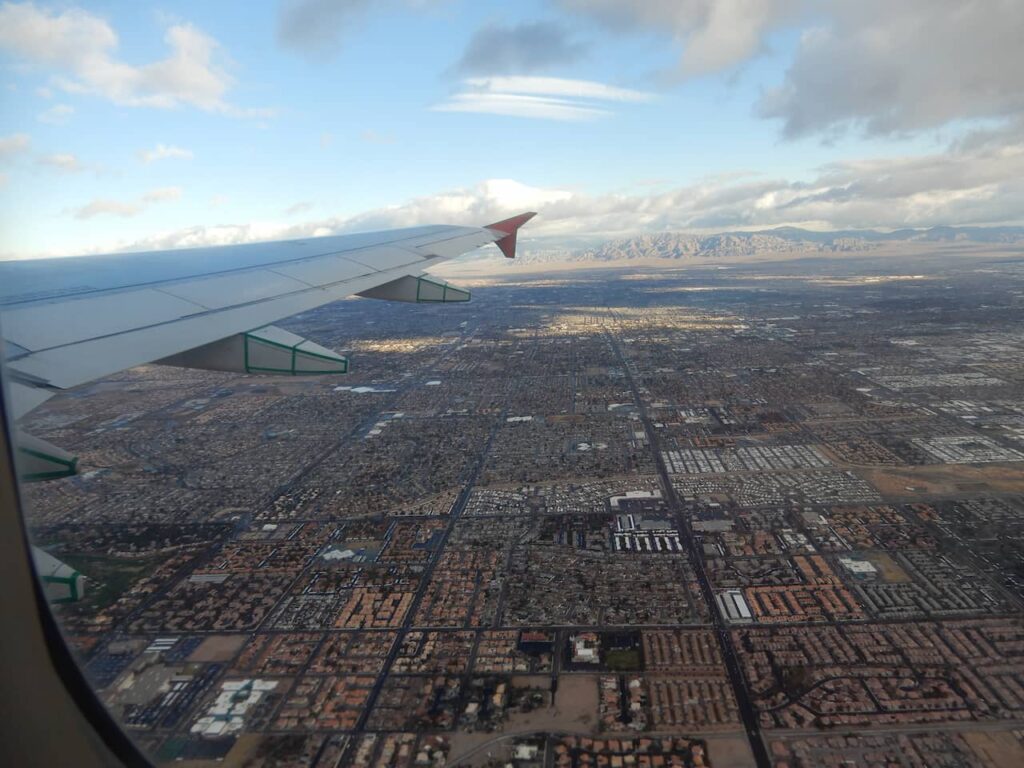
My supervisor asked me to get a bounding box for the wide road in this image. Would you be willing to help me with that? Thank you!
[351,397,508,734]
[607,322,772,768]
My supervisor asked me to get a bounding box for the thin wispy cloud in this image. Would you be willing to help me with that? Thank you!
[0,132,31,160]
[467,77,653,103]
[139,144,193,164]
[284,201,313,215]
[69,186,182,220]
[37,103,74,124]
[434,76,654,121]
[142,187,182,203]
[37,152,83,172]
[436,93,610,122]
[72,199,142,219]
[359,130,395,144]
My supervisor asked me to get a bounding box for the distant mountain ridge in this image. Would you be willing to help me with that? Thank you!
[521,225,1024,263]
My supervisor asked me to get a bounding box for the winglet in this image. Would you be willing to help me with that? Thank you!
[485,212,536,258]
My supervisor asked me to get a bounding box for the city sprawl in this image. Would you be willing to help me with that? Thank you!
[21,248,1024,768]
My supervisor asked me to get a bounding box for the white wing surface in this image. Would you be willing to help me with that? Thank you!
[1,214,535,426]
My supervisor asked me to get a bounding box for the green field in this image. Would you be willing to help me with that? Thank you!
[49,552,164,611]
[604,648,642,671]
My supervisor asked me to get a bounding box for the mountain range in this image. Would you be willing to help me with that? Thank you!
[520,225,1024,264]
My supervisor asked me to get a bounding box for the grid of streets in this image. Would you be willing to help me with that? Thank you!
[20,250,1024,768]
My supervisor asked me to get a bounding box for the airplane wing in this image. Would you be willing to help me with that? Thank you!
[0,212,535,478]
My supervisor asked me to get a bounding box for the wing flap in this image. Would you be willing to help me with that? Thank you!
[15,432,78,481]
[358,274,471,303]
[156,325,348,375]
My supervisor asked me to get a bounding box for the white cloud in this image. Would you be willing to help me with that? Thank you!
[342,179,573,231]
[0,132,31,160]
[758,0,1024,137]
[104,221,321,252]
[37,103,73,124]
[139,143,193,163]
[70,186,182,219]
[86,179,572,252]
[435,93,609,122]
[40,128,1024,254]
[564,1,1024,138]
[0,2,270,117]
[37,152,83,172]
[519,134,1024,234]
[558,0,800,77]
[465,76,653,103]
[306,135,1024,236]
[434,76,654,121]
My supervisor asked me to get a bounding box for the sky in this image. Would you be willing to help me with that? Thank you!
[0,0,1022,259]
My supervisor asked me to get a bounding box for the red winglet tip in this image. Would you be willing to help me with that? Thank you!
[485,212,536,259]
[495,231,518,259]
[485,212,537,235]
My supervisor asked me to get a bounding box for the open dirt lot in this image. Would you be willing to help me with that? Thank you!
[187,634,247,662]
[962,729,1024,768]
[861,463,1024,497]
[866,552,912,583]
[704,733,756,768]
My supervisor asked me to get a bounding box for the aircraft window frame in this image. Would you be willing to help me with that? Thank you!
[0,341,153,768]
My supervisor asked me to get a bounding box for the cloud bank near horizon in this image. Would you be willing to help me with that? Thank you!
[12,123,1018,260]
